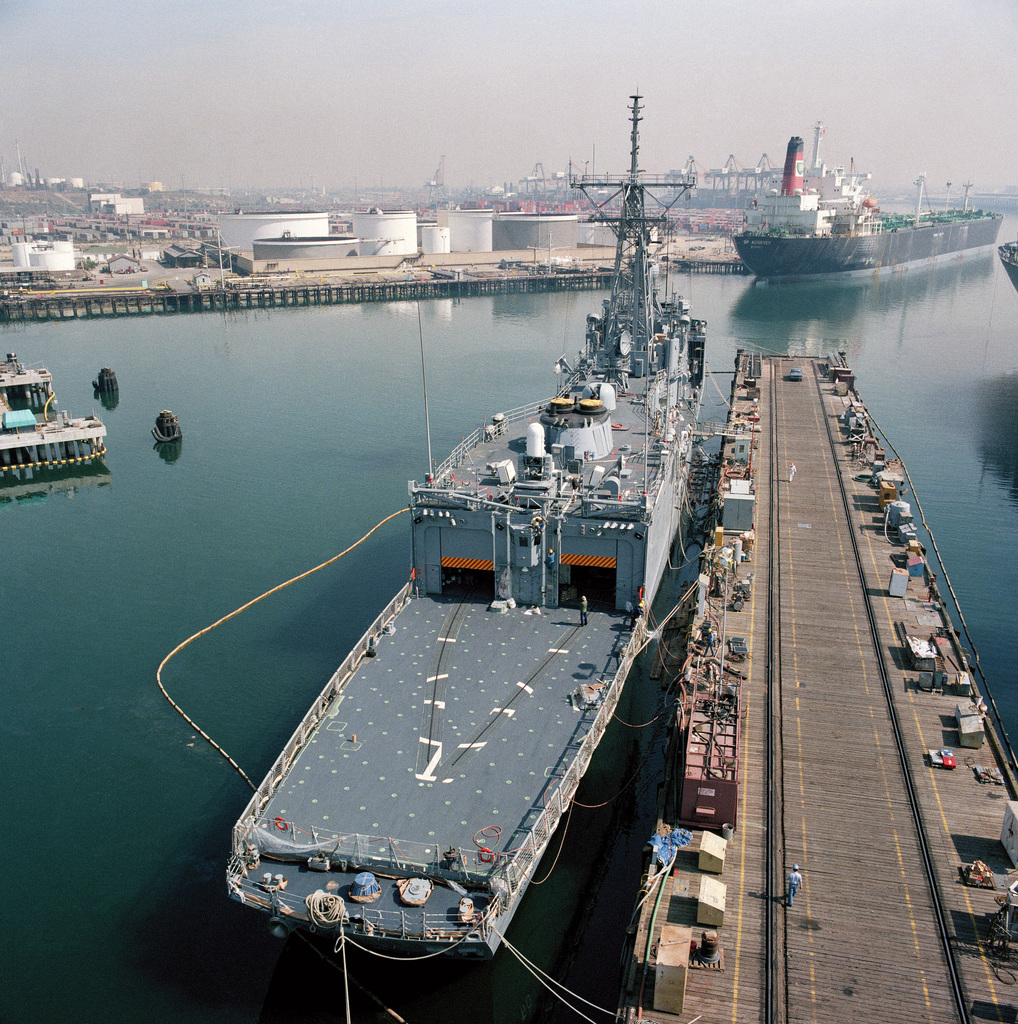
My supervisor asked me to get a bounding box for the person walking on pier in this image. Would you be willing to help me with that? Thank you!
[787,864,803,906]
[580,595,588,626]
[788,462,796,482]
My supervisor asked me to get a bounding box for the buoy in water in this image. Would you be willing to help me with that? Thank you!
[152,410,182,443]
[92,367,118,393]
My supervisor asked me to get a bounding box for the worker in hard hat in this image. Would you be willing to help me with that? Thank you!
[787,864,803,906]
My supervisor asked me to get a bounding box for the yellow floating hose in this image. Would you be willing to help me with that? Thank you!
[157,507,409,789]
[44,390,55,422]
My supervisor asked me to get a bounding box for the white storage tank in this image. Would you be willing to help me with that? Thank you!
[446,209,493,253]
[69,177,84,189]
[15,240,76,271]
[219,210,329,251]
[352,210,418,257]
[578,221,617,247]
[29,240,75,271]
[492,213,577,252]
[421,225,451,255]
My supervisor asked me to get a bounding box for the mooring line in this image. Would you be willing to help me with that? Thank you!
[156,507,409,789]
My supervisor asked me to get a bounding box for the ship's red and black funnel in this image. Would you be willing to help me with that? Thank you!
[781,136,804,195]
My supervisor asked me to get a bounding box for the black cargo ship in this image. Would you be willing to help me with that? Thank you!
[734,128,1002,280]
[736,212,1002,279]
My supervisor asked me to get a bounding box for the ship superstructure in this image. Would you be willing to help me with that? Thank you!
[735,124,1002,279]
[226,96,705,958]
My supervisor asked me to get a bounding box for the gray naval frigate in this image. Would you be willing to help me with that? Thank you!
[227,96,706,958]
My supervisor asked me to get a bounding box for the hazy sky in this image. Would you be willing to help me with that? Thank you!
[1,0,1016,193]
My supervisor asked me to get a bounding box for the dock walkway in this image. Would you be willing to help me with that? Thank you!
[618,356,1017,1023]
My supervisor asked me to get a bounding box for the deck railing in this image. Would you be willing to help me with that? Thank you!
[228,869,484,945]
[228,618,648,935]
[432,397,548,482]
[231,582,413,836]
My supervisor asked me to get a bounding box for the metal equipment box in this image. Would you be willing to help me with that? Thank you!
[722,492,755,532]
[698,831,728,874]
[956,703,986,749]
[697,876,727,926]
[653,924,692,1014]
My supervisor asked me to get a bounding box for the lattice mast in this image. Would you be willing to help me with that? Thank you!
[572,95,696,389]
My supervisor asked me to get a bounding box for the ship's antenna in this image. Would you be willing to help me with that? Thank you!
[417,302,434,480]
[629,93,642,179]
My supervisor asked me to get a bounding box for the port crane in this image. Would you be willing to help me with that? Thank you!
[426,156,446,204]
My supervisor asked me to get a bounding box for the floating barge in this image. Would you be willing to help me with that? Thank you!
[0,353,107,481]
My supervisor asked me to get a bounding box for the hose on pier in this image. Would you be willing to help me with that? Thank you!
[156,508,409,790]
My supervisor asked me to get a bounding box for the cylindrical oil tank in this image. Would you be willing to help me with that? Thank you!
[421,225,451,255]
[526,422,545,458]
[577,220,616,247]
[446,209,493,253]
[493,213,578,252]
[69,177,84,189]
[28,241,75,271]
[219,211,329,251]
[252,237,359,261]
[12,242,31,268]
[352,210,418,257]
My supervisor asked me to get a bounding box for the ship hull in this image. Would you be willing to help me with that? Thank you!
[1000,244,1018,294]
[735,214,1003,280]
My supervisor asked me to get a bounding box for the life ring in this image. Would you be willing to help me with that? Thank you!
[274,817,289,832]
[478,847,494,863]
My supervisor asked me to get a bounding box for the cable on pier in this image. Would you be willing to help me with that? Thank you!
[156,508,408,790]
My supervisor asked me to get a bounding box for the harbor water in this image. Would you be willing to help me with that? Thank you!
[3,221,1017,1023]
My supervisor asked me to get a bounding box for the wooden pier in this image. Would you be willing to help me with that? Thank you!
[0,270,623,322]
[0,259,749,323]
[618,355,1018,1023]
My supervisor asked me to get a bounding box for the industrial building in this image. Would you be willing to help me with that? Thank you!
[161,244,205,268]
[90,193,145,216]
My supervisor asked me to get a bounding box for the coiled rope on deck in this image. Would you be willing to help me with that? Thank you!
[156,508,409,790]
